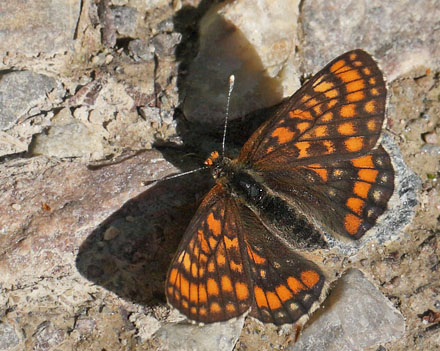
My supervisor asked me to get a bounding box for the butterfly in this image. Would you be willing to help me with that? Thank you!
[165,50,394,326]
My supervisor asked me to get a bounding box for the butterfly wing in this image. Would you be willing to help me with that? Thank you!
[237,49,393,240]
[238,49,387,166]
[236,202,327,325]
[166,184,253,323]
[166,184,327,325]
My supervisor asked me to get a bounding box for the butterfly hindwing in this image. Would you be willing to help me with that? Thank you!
[259,145,394,239]
[236,203,326,325]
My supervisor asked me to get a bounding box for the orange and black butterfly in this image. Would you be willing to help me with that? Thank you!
[165,50,394,326]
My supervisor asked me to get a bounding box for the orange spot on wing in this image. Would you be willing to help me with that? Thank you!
[308,164,328,182]
[345,136,364,152]
[367,119,377,131]
[226,303,236,313]
[297,121,311,133]
[179,276,190,299]
[330,60,346,72]
[198,230,210,253]
[266,291,282,309]
[344,213,362,235]
[370,88,379,96]
[327,99,338,108]
[199,307,207,316]
[338,122,356,135]
[216,252,226,266]
[323,140,335,154]
[199,285,207,303]
[230,260,243,273]
[346,80,365,92]
[306,98,318,108]
[369,77,376,85]
[221,275,233,292]
[207,212,222,236]
[208,262,215,273]
[301,270,320,289]
[169,268,178,284]
[210,302,221,313]
[364,100,376,113]
[183,252,191,272]
[272,127,295,144]
[346,197,365,215]
[349,52,357,60]
[295,141,311,158]
[254,286,268,308]
[358,169,379,182]
[352,155,374,168]
[189,282,198,302]
[209,237,217,250]
[340,104,356,118]
[322,112,333,122]
[324,88,339,98]
[347,91,365,102]
[287,276,305,293]
[224,236,238,249]
[338,69,361,83]
[275,285,294,302]
[314,81,334,93]
[207,278,219,296]
[248,246,266,264]
[313,103,323,114]
[354,181,371,199]
[363,67,371,75]
[235,282,249,300]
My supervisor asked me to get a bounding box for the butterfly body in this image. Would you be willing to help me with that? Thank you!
[166,50,394,326]
[207,151,329,251]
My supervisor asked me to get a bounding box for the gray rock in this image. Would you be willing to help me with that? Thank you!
[152,32,182,59]
[300,0,440,81]
[29,108,104,159]
[291,269,405,351]
[112,6,138,37]
[0,71,57,130]
[0,0,81,55]
[0,322,19,350]
[33,322,65,351]
[153,316,245,351]
[128,39,154,61]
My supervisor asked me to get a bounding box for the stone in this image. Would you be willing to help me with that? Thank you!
[291,269,405,351]
[0,0,81,55]
[182,0,301,124]
[300,0,440,81]
[112,6,139,37]
[0,71,57,130]
[33,322,65,351]
[29,108,104,159]
[153,316,245,351]
[0,322,20,349]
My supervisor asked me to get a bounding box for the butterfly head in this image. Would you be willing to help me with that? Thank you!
[204,151,233,181]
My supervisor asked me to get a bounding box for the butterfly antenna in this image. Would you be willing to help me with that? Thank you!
[222,74,235,157]
[143,165,209,186]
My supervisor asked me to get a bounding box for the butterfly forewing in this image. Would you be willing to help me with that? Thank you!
[238,49,387,166]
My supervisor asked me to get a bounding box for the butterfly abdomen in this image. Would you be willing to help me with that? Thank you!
[224,167,327,249]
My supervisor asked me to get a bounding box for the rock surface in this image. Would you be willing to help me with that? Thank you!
[0,0,439,351]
